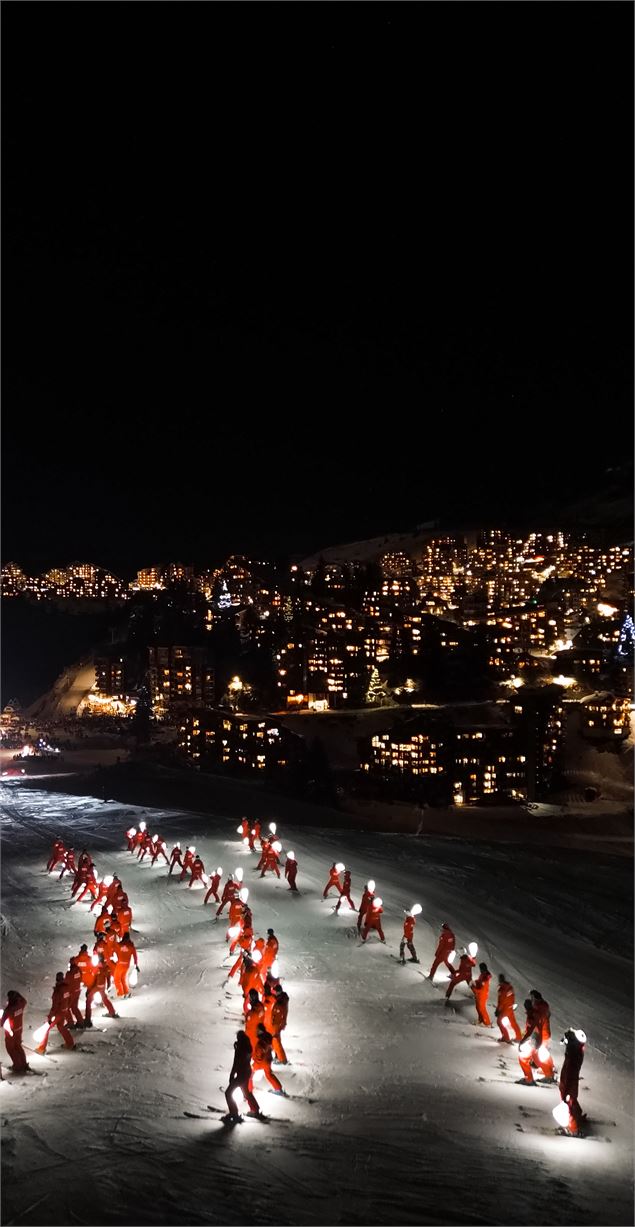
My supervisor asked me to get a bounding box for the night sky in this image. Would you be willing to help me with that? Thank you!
[2,3,632,578]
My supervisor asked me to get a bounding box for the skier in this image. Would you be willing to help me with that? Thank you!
[261,929,279,974]
[240,953,264,1003]
[204,867,222,905]
[399,906,421,964]
[115,895,133,934]
[260,842,281,879]
[1,991,28,1073]
[188,855,205,887]
[65,958,85,1028]
[323,862,344,899]
[216,873,239,917]
[179,846,196,881]
[557,1029,586,1134]
[471,962,492,1025]
[256,836,271,871]
[528,989,556,1081]
[151,838,169,866]
[112,932,139,998]
[249,820,261,852]
[357,880,375,933]
[125,827,137,852]
[74,943,94,988]
[59,847,76,880]
[444,948,476,1001]
[244,988,266,1049]
[168,844,183,875]
[284,851,298,891]
[138,831,156,861]
[267,983,289,1065]
[334,869,356,913]
[47,839,65,873]
[495,973,522,1042]
[94,905,112,937]
[224,1030,261,1119]
[239,817,251,841]
[251,1023,284,1094]
[36,972,75,1053]
[428,923,456,980]
[361,897,385,943]
[84,955,118,1027]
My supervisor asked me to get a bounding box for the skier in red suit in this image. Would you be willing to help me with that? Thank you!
[444,950,475,1000]
[284,852,298,891]
[1,990,28,1072]
[558,1028,586,1134]
[399,911,419,964]
[361,898,385,943]
[428,923,456,980]
[36,973,75,1053]
[323,862,343,899]
[204,868,222,904]
[334,870,356,912]
[65,958,84,1027]
[168,844,183,875]
[471,962,492,1025]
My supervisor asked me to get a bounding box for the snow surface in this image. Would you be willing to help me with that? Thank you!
[1,782,633,1227]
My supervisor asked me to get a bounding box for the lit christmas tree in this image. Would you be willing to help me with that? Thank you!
[366,666,388,706]
[616,613,634,658]
[217,580,231,610]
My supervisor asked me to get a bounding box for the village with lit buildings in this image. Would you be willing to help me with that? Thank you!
[2,529,633,806]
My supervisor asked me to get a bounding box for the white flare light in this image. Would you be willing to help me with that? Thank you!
[252,950,262,964]
[102,875,114,888]
[374,897,383,908]
[518,1040,534,1058]
[202,874,209,886]
[448,950,457,964]
[235,868,244,882]
[573,1029,587,1044]
[152,834,158,841]
[269,822,277,834]
[242,837,250,847]
[335,862,345,873]
[236,825,243,834]
[91,954,99,966]
[129,966,138,987]
[217,867,223,877]
[367,879,376,892]
[188,846,196,854]
[139,821,147,832]
[126,828,136,838]
[227,925,241,940]
[272,841,282,854]
[175,842,180,850]
[239,888,249,903]
[3,1018,13,1036]
[270,959,279,978]
[552,1101,571,1129]
[537,1044,551,1063]
[468,942,478,957]
[231,1086,246,1109]
[287,851,295,861]
[411,904,422,916]
[33,1022,50,1045]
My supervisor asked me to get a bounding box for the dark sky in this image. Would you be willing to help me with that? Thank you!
[2,2,633,578]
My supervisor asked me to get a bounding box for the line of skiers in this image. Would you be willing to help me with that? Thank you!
[2,841,141,1075]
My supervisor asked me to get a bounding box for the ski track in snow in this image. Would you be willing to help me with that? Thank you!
[1,782,633,1226]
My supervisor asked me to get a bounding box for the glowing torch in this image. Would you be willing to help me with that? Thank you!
[188,845,196,854]
[235,868,244,883]
[537,1044,551,1063]
[287,851,296,861]
[448,950,457,965]
[227,925,241,941]
[269,822,277,835]
[242,837,250,847]
[3,1018,13,1037]
[91,954,100,967]
[552,1101,571,1129]
[252,950,262,964]
[217,867,223,877]
[102,875,114,888]
[410,904,422,916]
[468,942,478,958]
[272,841,282,854]
[518,1039,534,1058]
[129,966,138,987]
[126,827,136,839]
[239,887,249,903]
[33,1021,52,1047]
[374,897,383,909]
[139,821,147,833]
[367,879,376,892]
[236,825,244,834]
[270,959,279,978]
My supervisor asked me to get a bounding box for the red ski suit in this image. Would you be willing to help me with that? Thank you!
[471,969,492,1025]
[323,866,342,899]
[1,993,28,1071]
[225,1036,260,1116]
[85,963,117,1023]
[267,992,289,1064]
[362,904,385,943]
[559,1035,585,1133]
[285,858,298,891]
[429,927,456,979]
[495,981,521,1041]
[357,888,374,932]
[204,872,221,904]
[250,1031,282,1092]
[334,872,355,911]
[65,963,84,1025]
[216,878,239,916]
[445,953,475,999]
[38,980,75,1052]
[112,938,138,997]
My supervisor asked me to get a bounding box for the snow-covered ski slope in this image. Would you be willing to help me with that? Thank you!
[1,783,633,1226]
